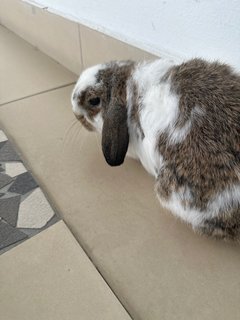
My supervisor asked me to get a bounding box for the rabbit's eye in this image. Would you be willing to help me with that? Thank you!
[88,97,100,106]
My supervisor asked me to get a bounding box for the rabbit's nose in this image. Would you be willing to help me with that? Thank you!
[74,113,82,120]
[72,92,78,101]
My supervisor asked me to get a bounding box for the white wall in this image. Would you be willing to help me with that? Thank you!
[25,0,240,69]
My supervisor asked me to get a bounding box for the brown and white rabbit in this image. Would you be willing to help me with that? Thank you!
[71,58,240,241]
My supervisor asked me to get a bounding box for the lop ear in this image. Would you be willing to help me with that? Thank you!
[101,104,129,166]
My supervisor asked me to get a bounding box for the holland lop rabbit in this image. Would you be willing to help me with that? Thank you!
[71,58,240,241]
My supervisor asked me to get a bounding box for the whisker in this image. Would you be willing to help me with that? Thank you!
[63,119,78,143]
[94,133,102,154]
[62,119,80,155]
[72,122,83,146]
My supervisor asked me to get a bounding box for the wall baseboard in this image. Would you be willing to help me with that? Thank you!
[0,0,159,75]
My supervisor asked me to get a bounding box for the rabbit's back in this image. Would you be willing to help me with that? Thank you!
[154,59,240,239]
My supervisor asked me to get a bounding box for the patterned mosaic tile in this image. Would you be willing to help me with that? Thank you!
[0,141,7,151]
[0,130,59,254]
[5,162,27,177]
[0,141,21,161]
[0,219,27,250]
[9,172,38,195]
[0,195,21,227]
[0,131,7,142]
[17,188,54,229]
[0,173,13,189]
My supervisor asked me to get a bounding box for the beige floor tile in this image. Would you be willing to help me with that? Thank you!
[80,24,157,68]
[0,85,240,320]
[0,221,131,320]
[0,0,82,74]
[0,26,76,105]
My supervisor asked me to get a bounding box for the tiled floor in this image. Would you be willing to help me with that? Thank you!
[0,26,76,105]
[1,24,240,320]
[0,26,132,319]
[0,221,131,320]
[0,25,72,255]
[0,129,59,254]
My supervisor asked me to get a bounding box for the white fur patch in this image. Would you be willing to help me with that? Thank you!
[158,190,204,226]
[74,64,105,93]
[134,60,178,135]
[208,184,240,216]
[71,64,105,116]
[141,82,179,135]
[127,59,178,177]
[157,183,240,227]
[72,100,81,116]
[167,120,192,144]
[138,137,164,176]
[89,112,103,133]
[133,59,173,91]
[167,105,205,145]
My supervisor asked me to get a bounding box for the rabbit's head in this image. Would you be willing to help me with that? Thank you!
[71,61,134,166]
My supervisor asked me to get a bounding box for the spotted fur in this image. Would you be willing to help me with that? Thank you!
[71,58,240,241]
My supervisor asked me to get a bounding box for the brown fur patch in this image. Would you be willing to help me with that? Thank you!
[129,81,145,139]
[156,59,240,238]
[76,115,95,131]
[77,87,103,121]
[77,61,135,128]
[101,61,134,110]
[196,207,240,241]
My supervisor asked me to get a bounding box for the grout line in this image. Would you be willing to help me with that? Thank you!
[0,124,134,317]
[0,82,76,107]
[78,24,84,70]
[1,114,133,316]
[0,127,62,226]
[1,120,134,319]
[64,224,134,320]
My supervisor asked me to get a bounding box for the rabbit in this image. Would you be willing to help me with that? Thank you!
[71,58,240,241]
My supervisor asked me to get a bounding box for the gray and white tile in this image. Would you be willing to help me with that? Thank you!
[0,130,59,254]
[8,171,38,195]
[0,219,27,250]
[5,162,27,177]
[0,131,7,143]
[17,188,54,229]
[0,195,21,227]
[0,141,21,161]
